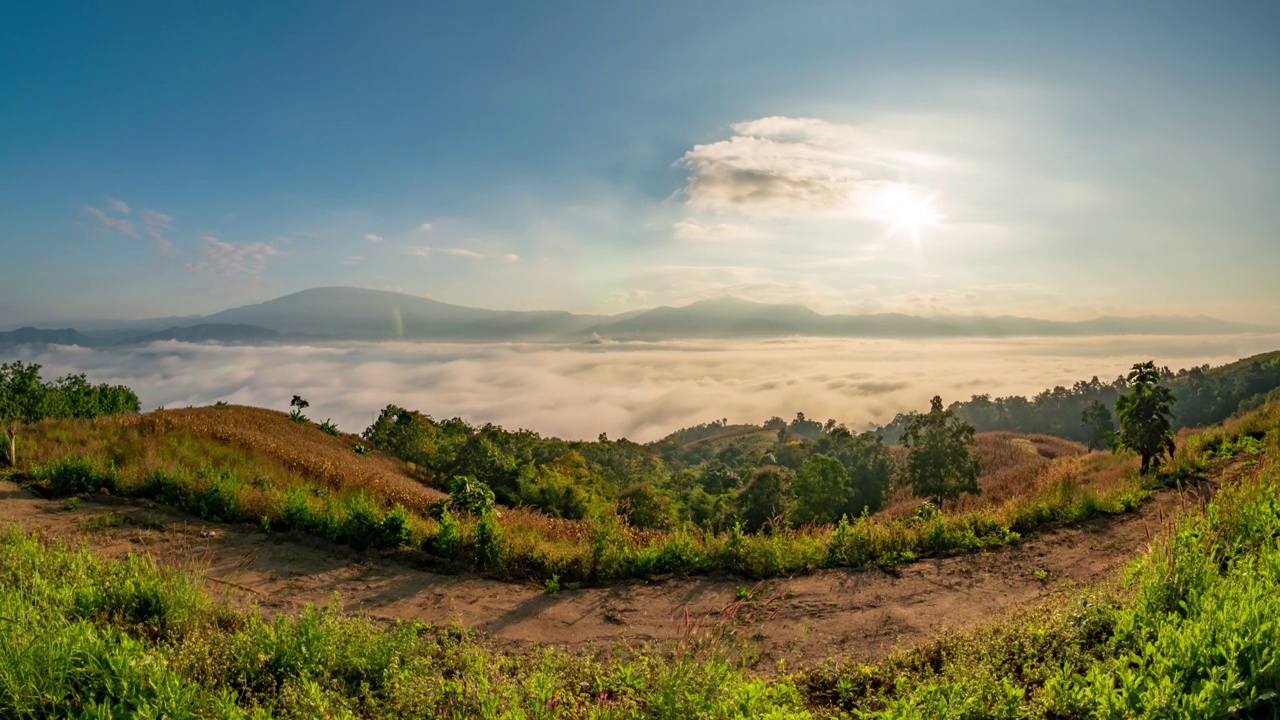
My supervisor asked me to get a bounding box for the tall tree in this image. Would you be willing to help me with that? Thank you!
[1081,399,1115,451]
[1114,360,1178,474]
[901,396,981,507]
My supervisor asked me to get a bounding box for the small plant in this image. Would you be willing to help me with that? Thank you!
[260,515,272,533]
[735,582,763,602]
[319,419,341,436]
[353,443,372,456]
[432,504,463,558]
[214,400,228,407]
[289,395,310,424]
[1034,568,1049,584]
[447,475,496,515]
[544,574,561,594]
[60,497,81,512]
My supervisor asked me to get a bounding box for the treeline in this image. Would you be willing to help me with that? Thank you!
[880,351,1280,444]
[1,361,141,464]
[362,406,896,533]
[1,361,140,423]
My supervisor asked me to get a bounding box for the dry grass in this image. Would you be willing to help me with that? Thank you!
[17,404,444,513]
[882,431,1119,518]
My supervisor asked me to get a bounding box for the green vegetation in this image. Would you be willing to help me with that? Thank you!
[901,396,981,507]
[3,399,1279,717]
[1114,361,1178,474]
[0,361,139,466]
[882,350,1280,444]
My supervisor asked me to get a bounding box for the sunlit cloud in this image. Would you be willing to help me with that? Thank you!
[678,116,943,224]
[419,223,434,232]
[409,246,519,262]
[365,233,384,242]
[104,196,130,215]
[671,219,764,242]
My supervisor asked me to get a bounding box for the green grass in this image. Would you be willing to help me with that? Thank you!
[4,400,1280,716]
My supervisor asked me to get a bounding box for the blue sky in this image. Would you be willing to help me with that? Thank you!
[2,1,1278,323]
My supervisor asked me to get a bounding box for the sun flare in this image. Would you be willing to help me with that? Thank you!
[874,185,944,243]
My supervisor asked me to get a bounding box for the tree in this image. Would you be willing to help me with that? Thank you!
[736,466,790,532]
[1081,400,1115,451]
[790,454,849,525]
[1114,361,1178,475]
[900,396,981,507]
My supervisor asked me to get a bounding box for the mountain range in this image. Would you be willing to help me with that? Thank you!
[0,286,1266,348]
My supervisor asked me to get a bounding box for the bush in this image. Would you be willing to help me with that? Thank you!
[447,475,496,515]
[431,505,463,558]
[31,456,118,495]
[473,510,504,571]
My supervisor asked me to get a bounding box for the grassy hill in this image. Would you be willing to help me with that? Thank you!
[1,398,1276,717]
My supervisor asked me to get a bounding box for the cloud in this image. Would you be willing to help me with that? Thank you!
[85,206,140,238]
[365,233,383,242]
[141,210,177,257]
[419,223,433,232]
[671,219,764,242]
[677,116,934,219]
[85,201,178,257]
[409,246,519,262]
[12,334,1276,443]
[343,256,364,266]
[188,237,283,277]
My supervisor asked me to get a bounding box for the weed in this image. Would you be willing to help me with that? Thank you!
[60,496,80,511]
[319,418,341,436]
[544,574,561,594]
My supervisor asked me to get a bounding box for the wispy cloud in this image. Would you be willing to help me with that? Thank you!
[188,237,283,277]
[409,246,519,262]
[343,255,364,266]
[141,210,177,257]
[671,219,764,242]
[85,200,178,257]
[419,223,433,232]
[365,233,383,242]
[85,206,140,238]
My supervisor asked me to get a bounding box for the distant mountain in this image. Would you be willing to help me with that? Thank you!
[0,327,98,348]
[125,324,281,345]
[195,286,607,340]
[0,287,1265,348]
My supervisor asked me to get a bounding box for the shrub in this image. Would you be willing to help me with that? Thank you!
[31,456,118,495]
[447,475,496,516]
[431,505,463,558]
[319,419,341,436]
[473,510,504,571]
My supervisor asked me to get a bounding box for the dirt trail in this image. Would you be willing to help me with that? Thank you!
[0,481,1197,667]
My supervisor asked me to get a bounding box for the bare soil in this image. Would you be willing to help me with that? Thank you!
[0,480,1199,668]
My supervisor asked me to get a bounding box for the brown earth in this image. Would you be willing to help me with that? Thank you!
[0,478,1207,669]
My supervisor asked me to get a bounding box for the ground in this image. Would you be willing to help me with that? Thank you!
[0,477,1201,670]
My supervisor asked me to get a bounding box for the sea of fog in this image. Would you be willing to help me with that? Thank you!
[8,334,1280,443]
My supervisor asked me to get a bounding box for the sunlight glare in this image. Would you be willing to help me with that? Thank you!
[874,184,944,245]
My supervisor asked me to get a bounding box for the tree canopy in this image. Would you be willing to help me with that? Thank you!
[1115,360,1178,474]
[901,396,981,507]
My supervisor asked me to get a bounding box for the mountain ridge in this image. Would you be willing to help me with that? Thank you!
[1,286,1268,347]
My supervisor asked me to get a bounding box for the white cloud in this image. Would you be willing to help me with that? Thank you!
[13,334,1276,442]
[678,116,936,219]
[188,237,283,277]
[105,196,130,215]
[671,219,764,242]
[365,233,383,242]
[409,246,519,262]
[419,223,433,232]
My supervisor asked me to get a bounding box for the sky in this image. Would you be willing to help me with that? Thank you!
[2,1,1279,324]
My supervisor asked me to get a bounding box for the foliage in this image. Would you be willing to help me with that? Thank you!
[0,361,140,465]
[447,475,497,515]
[1115,360,1178,474]
[1080,399,1114,451]
[900,396,982,506]
[319,418,341,436]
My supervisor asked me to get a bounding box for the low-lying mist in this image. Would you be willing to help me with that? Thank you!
[8,334,1279,442]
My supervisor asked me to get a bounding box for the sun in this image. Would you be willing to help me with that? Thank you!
[873,185,944,244]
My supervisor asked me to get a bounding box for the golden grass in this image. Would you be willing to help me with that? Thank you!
[881,431,1123,518]
[17,405,445,513]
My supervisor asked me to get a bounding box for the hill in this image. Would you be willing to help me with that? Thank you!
[3,286,1265,345]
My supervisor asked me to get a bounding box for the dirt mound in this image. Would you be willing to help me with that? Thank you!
[0,476,1190,669]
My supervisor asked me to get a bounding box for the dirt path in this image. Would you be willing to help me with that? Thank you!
[0,481,1196,668]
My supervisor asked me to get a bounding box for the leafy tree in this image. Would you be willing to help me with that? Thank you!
[618,482,677,530]
[736,466,790,532]
[0,362,139,467]
[901,396,981,507]
[290,395,310,411]
[1114,361,1178,474]
[1081,399,1115,451]
[790,454,849,525]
